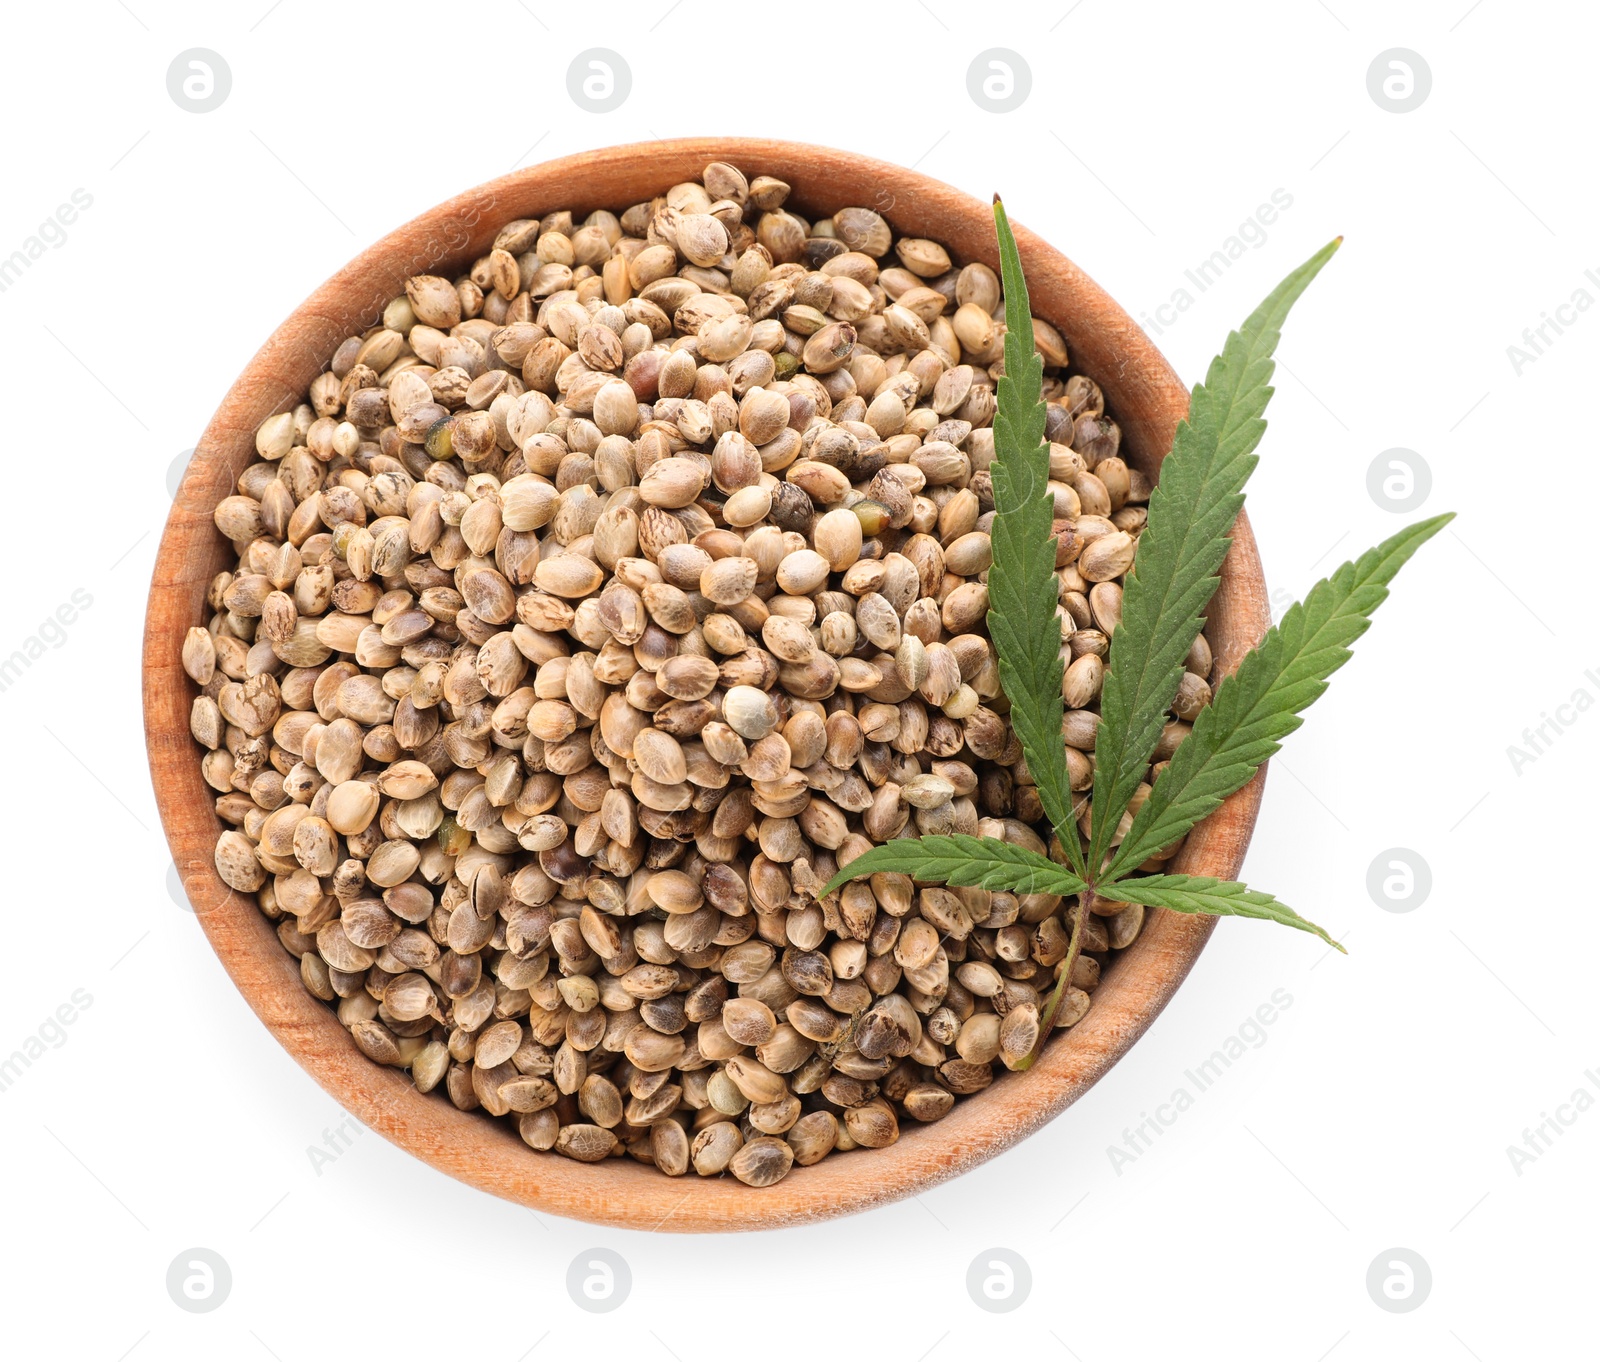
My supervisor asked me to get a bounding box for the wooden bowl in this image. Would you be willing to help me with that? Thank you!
[144,138,1269,1232]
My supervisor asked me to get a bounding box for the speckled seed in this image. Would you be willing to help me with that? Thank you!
[640,457,709,508]
[702,555,758,605]
[1079,530,1136,582]
[632,728,687,784]
[692,1121,743,1175]
[843,1100,900,1148]
[787,1110,839,1164]
[729,1135,794,1187]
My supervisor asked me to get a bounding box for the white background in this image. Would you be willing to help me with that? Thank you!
[0,2,1591,1358]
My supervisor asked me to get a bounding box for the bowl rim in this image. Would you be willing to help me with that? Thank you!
[143,136,1268,1232]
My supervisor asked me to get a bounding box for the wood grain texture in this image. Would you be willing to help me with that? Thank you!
[142,138,1271,1232]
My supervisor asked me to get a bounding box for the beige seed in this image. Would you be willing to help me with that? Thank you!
[739,388,792,445]
[376,760,437,799]
[723,1056,787,1104]
[632,728,687,785]
[412,1041,450,1093]
[723,685,778,740]
[500,475,558,531]
[723,484,772,527]
[896,237,951,277]
[775,549,829,595]
[813,508,863,570]
[656,654,720,701]
[943,531,992,576]
[1173,671,1213,720]
[1107,902,1146,950]
[405,274,460,328]
[1079,530,1136,582]
[383,974,437,1023]
[534,554,605,598]
[214,830,264,892]
[998,1003,1040,1070]
[953,303,998,354]
[902,1083,955,1122]
[677,213,730,266]
[579,1074,625,1128]
[691,1121,743,1175]
[625,1026,687,1073]
[761,614,816,663]
[801,321,857,373]
[902,773,955,809]
[647,870,703,914]
[554,1124,617,1163]
[957,1013,1002,1063]
[502,1077,558,1113]
[366,840,420,888]
[729,1135,794,1187]
[701,555,758,606]
[843,1099,900,1148]
[652,1119,691,1176]
[639,456,709,509]
[698,312,753,362]
[350,1020,401,1066]
[787,1111,839,1165]
[475,1019,523,1068]
[255,410,296,459]
[722,997,777,1046]
[181,627,216,684]
[1063,653,1105,709]
[748,1095,801,1136]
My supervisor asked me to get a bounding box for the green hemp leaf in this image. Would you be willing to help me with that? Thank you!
[826,210,1447,1070]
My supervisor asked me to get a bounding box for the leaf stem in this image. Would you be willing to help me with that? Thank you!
[1016,883,1094,1071]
